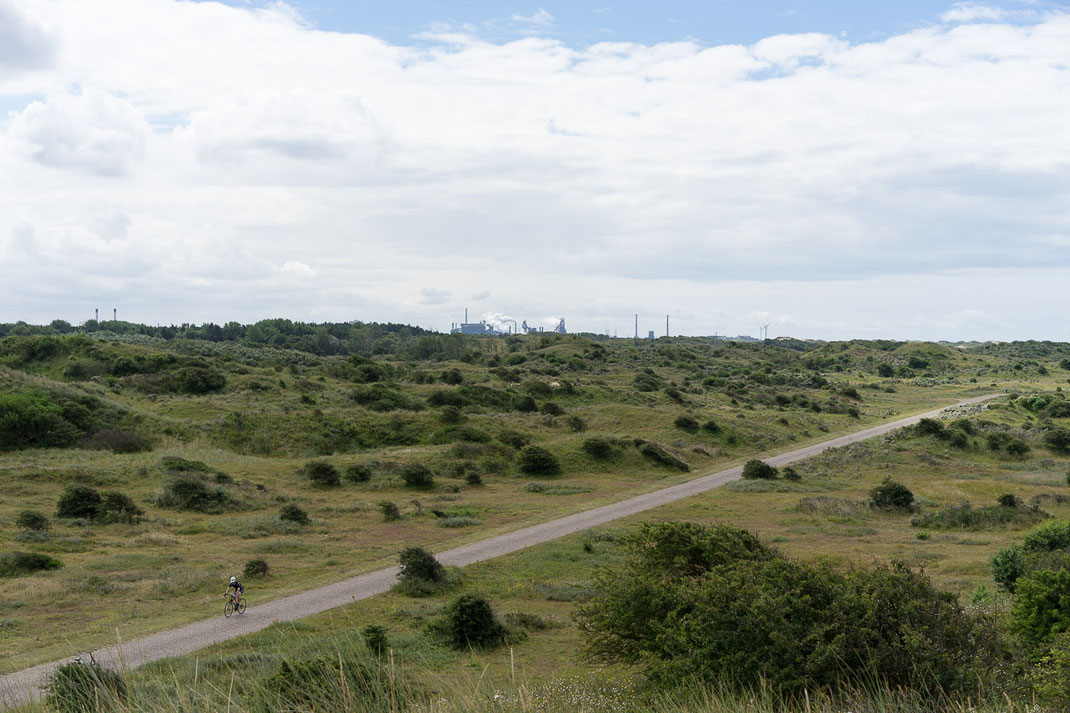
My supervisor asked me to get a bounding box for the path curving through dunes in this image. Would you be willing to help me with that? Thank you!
[0,394,999,706]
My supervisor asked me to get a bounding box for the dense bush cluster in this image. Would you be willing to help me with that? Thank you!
[0,551,62,577]
[577,522,1002,694]
[56,485,143,524]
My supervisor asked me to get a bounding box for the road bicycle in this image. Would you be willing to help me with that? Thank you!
[223,594,247,617]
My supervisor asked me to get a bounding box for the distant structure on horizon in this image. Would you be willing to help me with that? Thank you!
[450,309,565,336]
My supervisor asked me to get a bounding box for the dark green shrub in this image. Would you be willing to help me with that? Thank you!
[999,493,1021,508]
[577,522,994,695]
[1045,428,1070,453]
[301,460,340,487]
[437,405,464,424]
[674,415,699,432]
[639,443,689,471]
[1024,521,1070,553]
[345,463,372,483]
[566,415,587,432]
[781,466,801,482]
[741,459,778,480]
[175,366,226,394]
[160,456,212,472]
[701,420,721,434]
[1006,439,1031,457]
[540,401,564,416]
[0,551,62,577]
[351,384,419,412]
[56,485,103,519]
[465,471,483,486]
[519,446,560,475]
[910,501,1047,530]
[915,418,947,439]
[582,437,616,459]
[0,390,76,450]
[498,430,530,449]
[155,475,237,514]
[45,660,127,713]
[362,625,388,657]
[440,594,506,649]
[398,546,444,582]
[514,396,538,413]
[279,503,310,525]
[400,463,434,487]
[441,368,463,385]
[379,501,401,521]
[878,363,896,377]
[949,430,968,449]
[15,510,49,531]
[244,558,270,577]
[263,654,392,710]
[870,477,915,511]
[97,491,143,524]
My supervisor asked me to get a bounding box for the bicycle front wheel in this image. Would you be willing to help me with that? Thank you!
[236,598,247,615]
[224,600,235,618]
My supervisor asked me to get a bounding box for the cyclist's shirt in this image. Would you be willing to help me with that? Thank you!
[228,581,243,594]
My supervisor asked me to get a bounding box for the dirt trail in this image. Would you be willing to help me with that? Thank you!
[0,394,998,706]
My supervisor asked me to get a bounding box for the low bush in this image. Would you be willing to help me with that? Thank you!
[525,482,594,495]
[910,501,1048,530]
[514,396,538,413]
[155,475,237,514]
[400,463,434,488]
[379,501,401,521]
[1045,428,1070,453]
[639,443,689,471]
[582,436,616,459]
[566,415,587,432]
[701,420,721,434]
[15,510,50,532]
[540,401,565,416]
[77,428,149,454]
[97,491,144,524]
[519,445,560,475]
[0,551,62,577]
[781,466,801,482]
[915,418,948,439]
[345,463,372,483]
[674,415,699,432]
[262,653,394,710]
[498,430,530,449]
[869,477,915,511]
[1010,568,1070,650]
[362,625,388,657]
[438,594,507,649]
[279,503,310,525]
[243,558,270,577]
[301,460,340,487]
[438,516,482,528]
[396,546,457,596]
[741,459,777,480]
[45,660,127,713]
[56,485,143,523]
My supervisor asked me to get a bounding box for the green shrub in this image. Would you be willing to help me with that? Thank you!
[160,456,212,473]
[263,654,393,710]
[1030,631,1070,709]
[519,445,560,475]
[582,437,616,459]
[97,491,143,524]
[175,366,226,394]
[437,405,464,424]
[540,401,565,416]
[155,475,237,514]
[465,471,483,486]
[345,463,372,483]
[639,443,689,471]
[915,418,947,439]
[741,459,778,480]
[441,368,463,385]
[362,625,388,657]
[439,594,507,649]
[243,558,270,577]
[1010,568,1070,650]
[701,420,721,434]
[0,551,62,577]
[15,510,50,531]
[1024,521,1070,552]
[45,660,127,713]
[1006,439,1031,456]
[674,415,699,432]
[577,521,994,695]
[911,501,1047,530]
[379,501,401,521]
[1045,428,1070,453]
[566,415,587,432]
[400,463,434,487]
[0,390,76,450]
[301,460,340,487]
[869,477,915,511]
[514,396,538,413]
[781,467,801,482]
[56,485,103,519]
[992,544,1026,592]
[279,503,309,525]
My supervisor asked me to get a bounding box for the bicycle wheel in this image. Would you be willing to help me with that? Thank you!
[236,598,247,615]
[224,600,235,618]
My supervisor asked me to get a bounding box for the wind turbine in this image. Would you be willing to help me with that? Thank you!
[761,323,771,340]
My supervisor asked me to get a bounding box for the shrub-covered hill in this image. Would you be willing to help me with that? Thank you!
[0,321,1052,673]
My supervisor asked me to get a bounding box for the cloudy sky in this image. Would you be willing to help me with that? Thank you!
[2,0,1069,340]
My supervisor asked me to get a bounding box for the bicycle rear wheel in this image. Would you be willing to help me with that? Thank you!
[236,598,247,614]
[224,600,235,618]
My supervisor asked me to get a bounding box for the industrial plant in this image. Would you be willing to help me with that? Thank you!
[450,310,566,336]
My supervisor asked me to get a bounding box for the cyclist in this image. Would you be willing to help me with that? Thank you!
[225,576,244,605]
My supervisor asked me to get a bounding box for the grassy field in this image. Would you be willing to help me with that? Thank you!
[3,327,1070,703]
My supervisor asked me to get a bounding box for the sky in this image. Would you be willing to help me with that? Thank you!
[1,0,1069,341]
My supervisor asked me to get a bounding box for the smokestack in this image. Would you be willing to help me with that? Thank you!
[634,314,638,338]
[113,308,117,322]
[666,315,669,337]
[95,308,98,322]
[465,308,468,324]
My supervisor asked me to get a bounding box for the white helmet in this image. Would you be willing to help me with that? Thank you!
[230,576,237,584]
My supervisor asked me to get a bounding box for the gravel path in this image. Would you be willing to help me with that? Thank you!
[0,394,997,706]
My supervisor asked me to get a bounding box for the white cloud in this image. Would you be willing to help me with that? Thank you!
[512,9,554,27]
[940,3,1007,23]
[0,0,54,73]
[1,1,1070,339]
[8,89,149,176]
